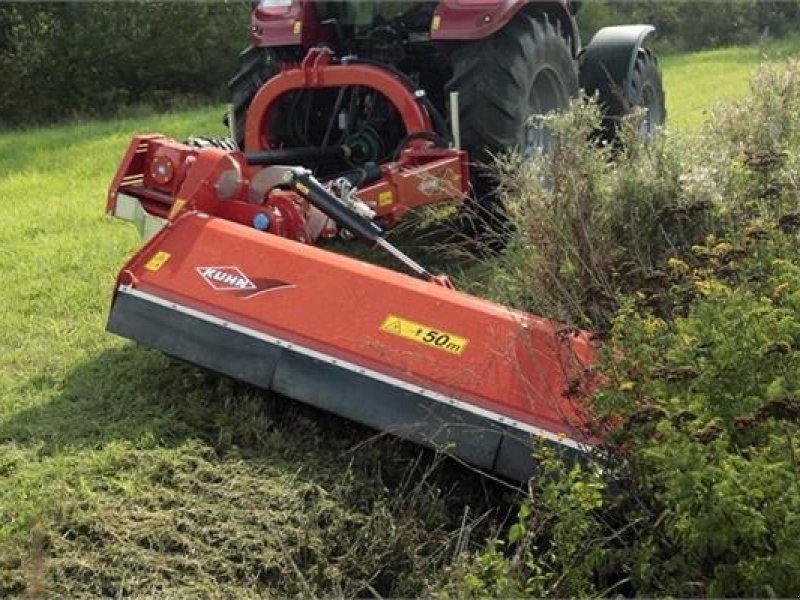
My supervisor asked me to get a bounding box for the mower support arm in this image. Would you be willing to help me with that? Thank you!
[250,164,439,282]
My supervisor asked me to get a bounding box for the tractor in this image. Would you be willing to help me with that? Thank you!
[226,0,666,214]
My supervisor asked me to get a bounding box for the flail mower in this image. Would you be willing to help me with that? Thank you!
[105,0,666,480]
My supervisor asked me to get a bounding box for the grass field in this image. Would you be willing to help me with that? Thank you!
[0,109,497,596]
[662,33,800,128]
[1,36,799,596]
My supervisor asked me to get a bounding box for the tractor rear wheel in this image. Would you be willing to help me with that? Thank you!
[226,46,279,147]
[445,12,579,229]
[630,48,666,137]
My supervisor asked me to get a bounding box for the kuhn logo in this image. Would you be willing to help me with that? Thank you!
[197,266,256,291]
[196,265,294,299]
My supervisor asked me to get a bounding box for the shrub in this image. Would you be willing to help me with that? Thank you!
[577,1,800,52]
[432,59,800,597]
[0,2,250,126]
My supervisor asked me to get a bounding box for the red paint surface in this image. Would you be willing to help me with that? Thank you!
[117,213,599,444]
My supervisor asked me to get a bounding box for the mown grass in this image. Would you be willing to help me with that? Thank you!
[2,38,799,596]
[0,108,502,596]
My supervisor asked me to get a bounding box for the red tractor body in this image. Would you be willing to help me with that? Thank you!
[248,0,578,48]
[230,0,664,193]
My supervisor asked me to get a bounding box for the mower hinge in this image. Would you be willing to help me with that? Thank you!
[301,46,335,86]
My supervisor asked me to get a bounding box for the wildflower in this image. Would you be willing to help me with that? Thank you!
[667,257,690,274]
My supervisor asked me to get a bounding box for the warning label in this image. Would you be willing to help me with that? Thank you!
[378,191,394,207]
[144,251,171,272]
[379,314,469,356]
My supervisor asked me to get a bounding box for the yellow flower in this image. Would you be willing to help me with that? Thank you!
[711,242,733,256]
[694,279,713,295]
[667,257,690,274]
[773,282,790,296]
[644,316,667,334]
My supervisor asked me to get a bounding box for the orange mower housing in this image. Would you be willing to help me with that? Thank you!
[105,134,600,480]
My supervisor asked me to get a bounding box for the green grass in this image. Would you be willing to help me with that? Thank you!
[0,108,496,596]
[662,33,800,128]
[2,37,800,596]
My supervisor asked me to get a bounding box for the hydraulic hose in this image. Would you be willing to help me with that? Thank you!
[286,167,435,280]
[245,145,350,166]
[341,56,452,144]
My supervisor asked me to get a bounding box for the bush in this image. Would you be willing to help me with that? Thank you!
[485,59,800,331]
[2,1,799,126]
[577,0,800,51]
[483,104,688,331]
[432,59,800,597]
[0,2,250,126]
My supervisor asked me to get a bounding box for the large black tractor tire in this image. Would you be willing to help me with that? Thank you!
[581,41,666,142]
[445,12,579,234]
[226,46,280,147]
[629,48,666,137]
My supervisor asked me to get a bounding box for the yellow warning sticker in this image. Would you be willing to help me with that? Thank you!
[378,191,394,207]
[380,314,468,355]
[168,198,187,221]
[431,15,441,31]
[144,251,171,272]
[293,20,302,35]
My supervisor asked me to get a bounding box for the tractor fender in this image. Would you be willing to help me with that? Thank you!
[432,0,580,56]
[249,0,330,49]
[578,24,655,111]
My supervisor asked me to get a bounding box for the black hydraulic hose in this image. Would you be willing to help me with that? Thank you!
[344,85,359,137]
[245,145,350,166]
[290,169,383,244]
[341,56,452,144]
[287,168,434,280]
